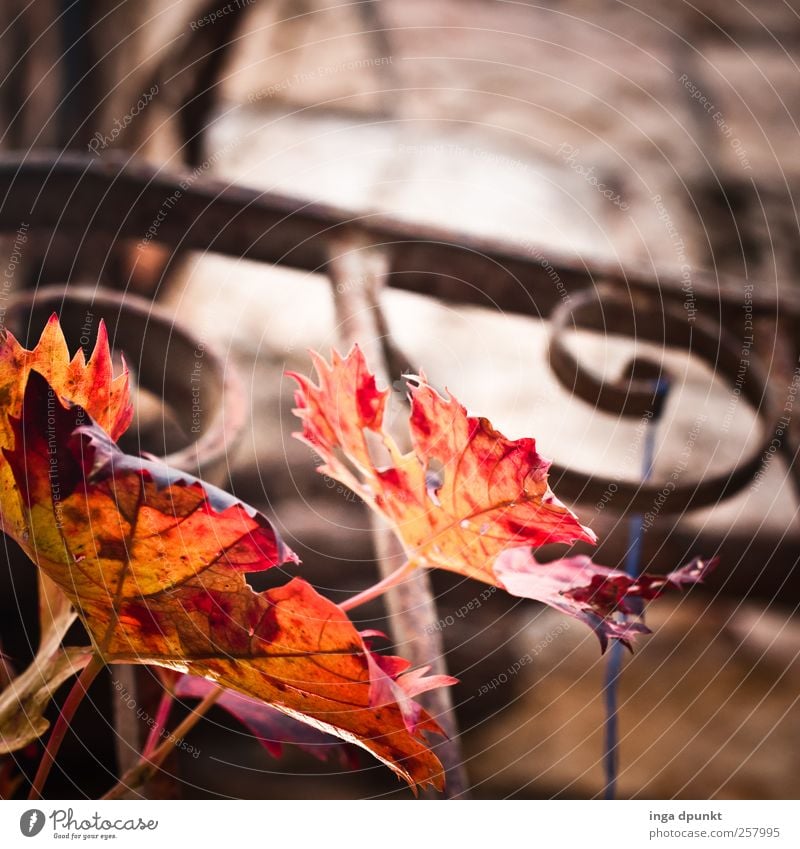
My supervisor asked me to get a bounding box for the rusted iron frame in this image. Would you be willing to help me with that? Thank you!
[547,287,790,510]
[1,150,797,706]
[2,151,797,521]
[0,153,796,330]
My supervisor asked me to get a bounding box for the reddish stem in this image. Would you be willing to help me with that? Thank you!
[338,560,416,612]
[28,654,105,800]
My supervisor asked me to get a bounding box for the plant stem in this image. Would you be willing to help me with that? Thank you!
[28,653,105,800]
[327,233,470,798]
[142,687,175,757]
[338,560,416,612]
[102,686,222,800]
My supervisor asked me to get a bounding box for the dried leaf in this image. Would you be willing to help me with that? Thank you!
[290,347,714,649]
[290,347,595,584]
[3,367,447,789]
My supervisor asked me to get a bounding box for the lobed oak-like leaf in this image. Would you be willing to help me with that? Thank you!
[289,347,595,583]
[3,368,448,789]
[290,347,714,649]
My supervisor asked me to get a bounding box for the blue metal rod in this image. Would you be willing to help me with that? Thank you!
[602,380,669,799]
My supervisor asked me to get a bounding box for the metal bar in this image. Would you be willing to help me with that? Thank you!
[603,379,669,800]
[0,153,796,327]
[326,231,470,798]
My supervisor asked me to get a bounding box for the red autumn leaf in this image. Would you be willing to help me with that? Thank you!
[0,312,117,755]
[0,346,451,788]
[361,631,457,732]
[290,346,714,649]
[495,549,717,651]
[289,347,595,579]
[175,674,360,766]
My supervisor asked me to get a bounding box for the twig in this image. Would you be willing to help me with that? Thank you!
[338,560,416,612]
[29,653,105,800]
[326,231,470,798]
[102,686,222,800]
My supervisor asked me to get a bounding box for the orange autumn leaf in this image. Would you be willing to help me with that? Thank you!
[289,346,595,583]
[290,347,713,649]
[0,316,126,753]
[3,366,448,790]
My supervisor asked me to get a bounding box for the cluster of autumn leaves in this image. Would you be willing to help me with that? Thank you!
[0,318,712,791]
